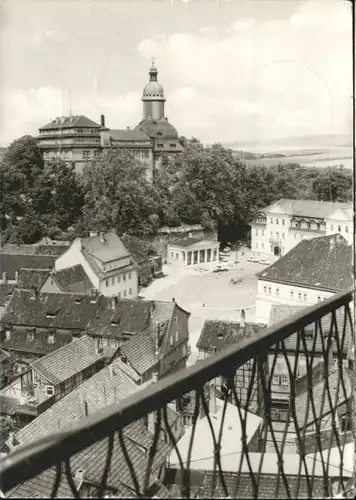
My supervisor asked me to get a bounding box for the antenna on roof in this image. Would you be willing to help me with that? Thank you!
[69,90,72,117]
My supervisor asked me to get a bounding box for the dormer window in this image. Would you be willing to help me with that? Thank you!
[46,307,59,319]
[48,333,55,344]
[5,330,11,341]
[27,331,34,342]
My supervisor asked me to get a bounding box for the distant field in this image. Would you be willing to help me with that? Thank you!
[238,146,353,170]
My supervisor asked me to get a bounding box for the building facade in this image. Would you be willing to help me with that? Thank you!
[37,62,182,180]
[54,231,139,298]
[255,234,353,323]
[167,238,220,267]
[250,199,352,259]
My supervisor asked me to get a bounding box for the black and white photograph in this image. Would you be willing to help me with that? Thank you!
[0,0,354,498]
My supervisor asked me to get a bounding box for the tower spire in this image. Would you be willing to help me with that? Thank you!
[149,59,158,82]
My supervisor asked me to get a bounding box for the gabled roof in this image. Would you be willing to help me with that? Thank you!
[2,243,69,257]
[39,115,101,130]
[295,363,352,429]
[110,129,151,142]
[81,231,130,264]
[263,199,352,219]
[0,283,15,307]
[120,331,157,376]
[0,253,56,281]
[18,269,49,290]
[197,320,266,351]
[51,265,93,293]
[168,237,218,248]
[269,304,353,355]
[86,297,152,338]
[30,336,103,385]
[0,329,73,356]
[257,234,353,291]
[1,290,99,331]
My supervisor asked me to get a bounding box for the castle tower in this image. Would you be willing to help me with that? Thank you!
[141,61,166,121]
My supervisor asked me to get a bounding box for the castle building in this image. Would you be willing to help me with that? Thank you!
[37,62,182,180]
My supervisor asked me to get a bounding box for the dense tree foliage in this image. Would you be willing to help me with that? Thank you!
[0,134,352,245]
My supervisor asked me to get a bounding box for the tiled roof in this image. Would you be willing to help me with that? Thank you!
[51,265,93,293]
[257,234,353,290]
[0,254,56,280]
[2,244,69,256]
[135,118,179,140]
[168,237,205,248]
[120,331,157,376]
[86,298,152,338]
[269,304,353,355]
[81,230,130,264]
[263,199,352,219]
[18,269,49,290]
[1,290,99,331]
[7,468,77,498]
[13,358,171,497]
[197,319,266,351]
[110,128,151,142]
[39,115,101,130]
[0,394,17,415]
[0,329,72,356]
[0,284,15,307]
[15,357,141,445]
[30,336,103,385]
[295,364,352,429]
[199,471,331,499]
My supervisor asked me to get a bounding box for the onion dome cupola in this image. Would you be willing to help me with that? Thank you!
[142,61,166,121]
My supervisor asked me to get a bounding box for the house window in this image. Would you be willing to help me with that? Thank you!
[276,219,279,225]
[303,294,307,301]
[268,287,271,295]
[290,291,294,299]
[123,274,126,281]
[111,277,115,286]
[282,219,285,225]
[281,375,289,386]
[272,375,280,385]
[345,226,349,233]
[117,292,121,299]
[262,230,264,236]
[48,334,55,344]
[317,296,321,302]
[106,280,109,287]
[123,289,127,297]
[261,243,264,249]
[255,229,258,236]
[263,286,267,293]
[282,233,285,239]
[170,143,176,148]
[170,335,173,346]
[175,331,179,342]
[174,316,178,323]
[117,275,121,283]
[128,272,132,279]
[270,218,273,224]
[330,224,334,231]
[298,293,302,300]
[46,386,54,396]
[27,332,34,342]
[256,243,258,249]
[129,288,132,295]
[157,143,164,148]
[338,225,341,232]
[340,414,352,433]
[276,288,280,296]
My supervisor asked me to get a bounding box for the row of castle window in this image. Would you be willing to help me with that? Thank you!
[264,286,328,303]
[255,229,286,239]
[105,272,132,287]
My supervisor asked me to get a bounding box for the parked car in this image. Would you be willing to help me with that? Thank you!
[258,259,270,265]
[230,277,243,284]
[247,257,259,263]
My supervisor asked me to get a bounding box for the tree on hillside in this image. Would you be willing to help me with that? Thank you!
[81,149,160,236]
[312,167,352,202]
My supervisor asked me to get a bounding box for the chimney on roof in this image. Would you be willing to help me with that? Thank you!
[154,324,160,357]
[95,337,101,354]
[209,380,216,415]
[75,468,86,483]
[109,364,116,377]
[100,114,105,127]
[2,272,7,283]
[7,432,17,449]
[14,270,19,283]
[111,295,118,311]
[240,309,246,328]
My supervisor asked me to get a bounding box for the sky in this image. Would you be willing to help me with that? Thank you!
[0,0,353,146]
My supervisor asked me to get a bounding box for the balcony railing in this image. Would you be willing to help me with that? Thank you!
[0,289,354,498]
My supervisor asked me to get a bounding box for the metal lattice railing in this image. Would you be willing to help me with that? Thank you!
[0,289,355,498]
